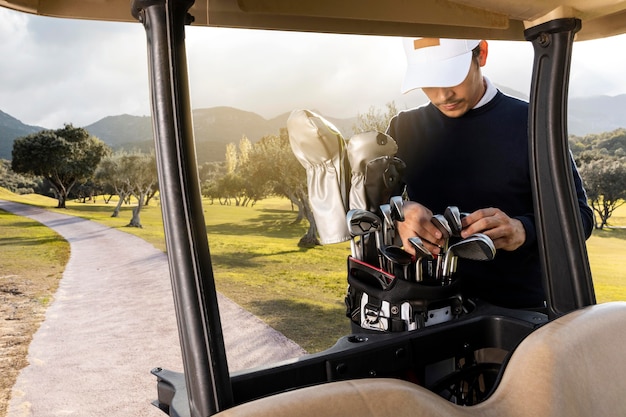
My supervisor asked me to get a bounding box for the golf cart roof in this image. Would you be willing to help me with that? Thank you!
[1,0,625,40]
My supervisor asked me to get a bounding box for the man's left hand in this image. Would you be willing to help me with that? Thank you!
[460,208,525,251]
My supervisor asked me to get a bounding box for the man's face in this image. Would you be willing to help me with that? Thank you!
[421,56,486,118]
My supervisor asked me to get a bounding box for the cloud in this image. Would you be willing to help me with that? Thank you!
[0,9,149,128]
[184,28,406,118]
[1,7,626,130]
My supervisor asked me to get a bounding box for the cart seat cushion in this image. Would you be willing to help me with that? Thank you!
[216,377,465,417]
[474,301,626,417]
[216,302,626,417]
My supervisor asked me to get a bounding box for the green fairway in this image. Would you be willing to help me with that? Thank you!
[0,189,351,352]
[1,188,625,353]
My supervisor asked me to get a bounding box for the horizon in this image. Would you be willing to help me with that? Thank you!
[3,89,626,132]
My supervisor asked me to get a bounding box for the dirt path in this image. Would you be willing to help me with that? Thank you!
[0,200,306,417]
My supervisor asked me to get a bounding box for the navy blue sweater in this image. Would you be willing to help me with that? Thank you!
[387,91,593,308]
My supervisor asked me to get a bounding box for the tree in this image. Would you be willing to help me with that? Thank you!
[217,136,259,207]
[579,156,626,229]
[95,152,133,217]
[124,152,158,228]
[0,159,43,194]
[351,101,399,135]
[199,161,226,204]
[11,124,110,208]
[244,129,319,247]
[94,151,158,226]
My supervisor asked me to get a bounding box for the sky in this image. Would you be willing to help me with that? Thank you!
[1,7,626,129]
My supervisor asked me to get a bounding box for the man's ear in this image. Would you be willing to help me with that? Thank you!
[478,40,488,67]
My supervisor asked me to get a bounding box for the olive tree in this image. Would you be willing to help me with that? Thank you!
[95,151,157,227]
[95,152,133,217]
[11,124,110,208]
[243,129,319,247]
[579,157,626,229]
[351,101,399,134]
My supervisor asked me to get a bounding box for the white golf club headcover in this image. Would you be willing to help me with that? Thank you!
[346,131,398,210]
[287,109,350,244]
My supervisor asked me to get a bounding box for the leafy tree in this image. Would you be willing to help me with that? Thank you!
[199,161,226,204]
[352,101,399,135]
[73,180,102,203]
[569,128,626,160]
[11,124,110,208]
[95,151,158,226]
[0,159,43,194]
[579,156,626,229]
[124,152,158,228]
[95,152,133,217]
[244,129,319,247]
[217,136,259,206]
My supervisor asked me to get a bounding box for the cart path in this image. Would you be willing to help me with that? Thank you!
[0,200,306,417]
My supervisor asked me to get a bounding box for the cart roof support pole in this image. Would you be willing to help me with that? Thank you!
[525,18,596,318]
[132,0,234,415]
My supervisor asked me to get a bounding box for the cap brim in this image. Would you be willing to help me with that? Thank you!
[402,52,473,93]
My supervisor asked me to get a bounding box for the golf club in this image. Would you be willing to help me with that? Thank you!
[379,245,413,280]
[388,196,405,246]
[408,236,434,281]
[390,195,405,222]
[431,214,452,278]
[444,206,462,237]
[379,203,394,246]
[442,233,496,278]
[346,209,383,264]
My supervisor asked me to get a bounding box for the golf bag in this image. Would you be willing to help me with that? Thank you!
[345,256,464,332]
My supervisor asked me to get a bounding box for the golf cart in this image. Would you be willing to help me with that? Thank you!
[2,0,626,416]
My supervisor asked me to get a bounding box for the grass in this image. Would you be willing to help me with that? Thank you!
[0,207,69,304]
[1,188,625,352]
[0,189,350,352]
[0,206,70,417]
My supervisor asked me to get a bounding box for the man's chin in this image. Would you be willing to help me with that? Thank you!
[436,105,468,118]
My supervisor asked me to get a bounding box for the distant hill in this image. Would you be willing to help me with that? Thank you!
[1,92,625,161]
[0,110,44,160]
[568,95,626,136]
[85,114,153,149]
[84,107,358,164]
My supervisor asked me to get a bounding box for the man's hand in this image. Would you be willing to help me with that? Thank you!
[397,201,446,255]
[460,208,526,251]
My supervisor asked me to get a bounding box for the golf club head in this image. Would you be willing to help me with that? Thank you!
[444,206,462,237]
[389,196,405,222]
[442,233,496,277]
[379,203,394,246]
[407,236,434,259]
[379,204,393,227]
[346,209,382,236]
[431,214,452,240]
[346,209,382,262]
[451,233,496,261]
[379,245,413,280]
[408,236,434,281]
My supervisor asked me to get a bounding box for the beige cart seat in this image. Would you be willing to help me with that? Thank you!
[216,301,626,417]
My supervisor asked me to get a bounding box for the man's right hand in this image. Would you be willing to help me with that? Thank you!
[397,201,445,255]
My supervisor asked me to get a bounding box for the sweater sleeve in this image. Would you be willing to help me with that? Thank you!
[570,153,594,239]
[515,213,537,250]
[516,153,593,249]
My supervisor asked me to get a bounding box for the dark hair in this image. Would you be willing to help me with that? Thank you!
[471,44,481,59]
[471,43,482,66]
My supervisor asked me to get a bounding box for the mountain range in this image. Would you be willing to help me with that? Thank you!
[2,92,625,164]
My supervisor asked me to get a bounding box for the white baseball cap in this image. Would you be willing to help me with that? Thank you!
[402,37,481,93]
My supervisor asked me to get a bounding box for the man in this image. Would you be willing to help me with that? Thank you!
[387,38,593,309]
